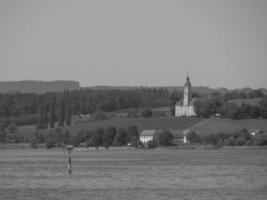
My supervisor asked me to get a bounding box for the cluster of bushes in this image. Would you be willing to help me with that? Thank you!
[188,128,267,147]
[34,125,140,149]
[0,115,38,128]
[224,90,264,100]
[0,122,27,143]
[146,130,174,148]
[194,97,267,119]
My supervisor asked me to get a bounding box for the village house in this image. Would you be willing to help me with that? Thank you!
[170,129,189,145]
[140,129,189,145]
[249,128,263,136]
[139,130,157,144]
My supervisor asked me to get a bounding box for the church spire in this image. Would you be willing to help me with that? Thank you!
[186,71,190,82]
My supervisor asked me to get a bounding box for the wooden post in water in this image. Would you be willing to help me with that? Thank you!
[66,145,74,175]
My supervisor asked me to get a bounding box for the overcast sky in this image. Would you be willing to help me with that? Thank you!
[0,0,267,89]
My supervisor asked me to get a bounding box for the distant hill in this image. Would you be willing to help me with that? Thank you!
[0,80,80,94]
[84,85,229,95]
[85,85,267,96]
[1,81,266,95]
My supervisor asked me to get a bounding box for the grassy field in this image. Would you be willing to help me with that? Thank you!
[19,117,267,140]
[190,118,267,135]
[69,117,201,132]
[0,148,267,200]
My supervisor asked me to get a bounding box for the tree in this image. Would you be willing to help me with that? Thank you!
[250,106,261,118]
[194,100,209,118]
[259,98,267,118]
[45,131,58,148]
[0,123,6,143]
[113,128,128,146]
[7,121,18,134]
[36,104,43,129]
[88,128,104,149]
[103,126,117,148]
[235,137,246,146]
[127,125,139,147]
[147,140,157,148]
[48,96,56,128]
[65,102,72,126]
[141,107,152,118]
[30,137,37,148]
[56,94,66,127]
[187,131,199,143]
[158,130,173,146]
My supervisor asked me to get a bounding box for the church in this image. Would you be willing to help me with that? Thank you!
[175,75,197,117]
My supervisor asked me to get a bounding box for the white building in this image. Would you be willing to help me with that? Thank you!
[139,130,156,144]
[175,75,197,117]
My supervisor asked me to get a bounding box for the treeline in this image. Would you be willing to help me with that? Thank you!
[0,88,170,128]
[0,88,169,117]
[33,125,140,149]
[187,128,267,147]
[224,89,265,100]
[0,80,80,94]
[0,88,266,128]
[194,94,267,119]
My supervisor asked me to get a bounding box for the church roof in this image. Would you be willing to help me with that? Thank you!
[189,98,198,105]
[176,97,197,106]
[175,99,183,106]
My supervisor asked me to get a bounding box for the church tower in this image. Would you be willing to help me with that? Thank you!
[183,74,191,106]
[175,73,196,117]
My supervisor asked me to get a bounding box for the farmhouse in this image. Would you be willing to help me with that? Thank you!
[140,129,189,145]
[170,129,189,145]
[139,130,156,144]
[249,128,263,136]
[175,74,197,117]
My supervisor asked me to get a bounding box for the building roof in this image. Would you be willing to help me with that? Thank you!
[175,98,197,106]
[140,130,156,137]
[170,129,190,137]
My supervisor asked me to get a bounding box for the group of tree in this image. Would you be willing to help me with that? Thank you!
[223,89,264,100]
[0,122,21,143]
[194,95,267,119]
[0,88,170,127]
[146,130,174,148]
[35,125,140,149]
[187,128,267,147]
[0,88,267,130]
[36,94,72,129]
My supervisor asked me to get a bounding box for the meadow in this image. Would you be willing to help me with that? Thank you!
[0,148,267,200]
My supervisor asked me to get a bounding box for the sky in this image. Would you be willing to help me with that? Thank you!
[0,0,267,89]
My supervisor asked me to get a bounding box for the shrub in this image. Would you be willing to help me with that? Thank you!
[140,107,152,118]
[113,128,128,146]
[187,131,199,143]
[147,140,157,148]
[7,122,18,134]
[159,130,173,146]
[253,134,267,146]
[44,128,67,148]
[224,136,235,146]
[91,111,108,121]
[235,137,246,146]
[67,135,81,147]
[30,137,37,148]
[127,109,139,118]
